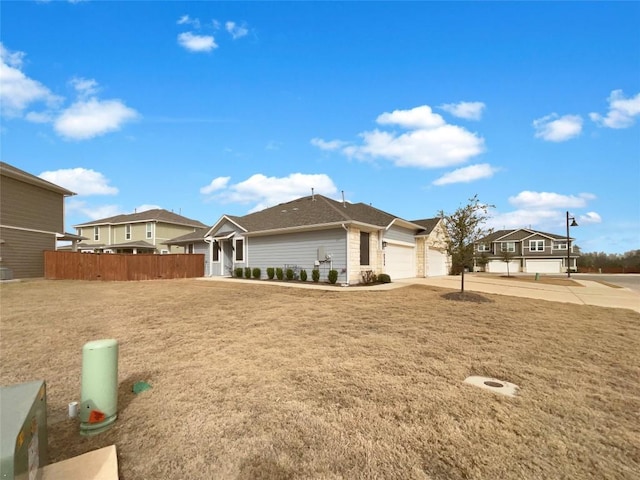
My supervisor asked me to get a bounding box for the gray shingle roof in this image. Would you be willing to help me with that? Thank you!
[74,208,207,228]
[165,227,210,244]
[411,218,441,236]
[1,161,75,196]
[226,195,400,233]
[479,228,571,243]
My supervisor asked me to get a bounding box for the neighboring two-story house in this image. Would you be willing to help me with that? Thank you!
[0,162,81,278]
[474,228,578,274]
[74,209,207,254]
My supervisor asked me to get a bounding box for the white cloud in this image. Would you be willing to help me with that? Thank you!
[67,200,123,221]
[178,32,217,52]
[0,43,62,117]
[54,98,138,140]
[25,111,53,123]
[487,209,560,231]
[432,163,498,186]
[135,204,161,213]
[70,77,99,98]
[225,21,248,40]
[533,113,583,142]
[590,89,640,129]
[509,191,596,209]
[310,138,348,151]
[579,212,602,224]
[377,105,445,129]
[177,15,200,29]
[39,168,118,195]
[203,173,338,213]
[312,105,485,169]
[200,176,231,195]
[439,101,485,120]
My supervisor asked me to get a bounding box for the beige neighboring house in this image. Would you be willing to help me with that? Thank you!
[74,209,207,254]
[0,161,83,279]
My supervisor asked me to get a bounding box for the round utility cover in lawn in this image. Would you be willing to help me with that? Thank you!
[464,376,519,397]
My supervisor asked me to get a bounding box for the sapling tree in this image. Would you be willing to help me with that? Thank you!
[439,195,494,294]
[500,249,515,277]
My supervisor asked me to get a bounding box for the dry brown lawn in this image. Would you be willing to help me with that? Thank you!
[1,279,639,480]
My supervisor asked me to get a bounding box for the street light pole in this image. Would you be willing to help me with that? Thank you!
[566,211,578,278]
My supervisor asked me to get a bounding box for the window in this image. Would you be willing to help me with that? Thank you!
[187,243,194,254]
[477,243,490,252]
[212,243,220,262]
[125,224,132,240]
[360,232,370,265]
[500,242,515,252]
[146,222,153,239]
[553,241,567,250]
[235,239,244,262]
[529,240,544,252]
[93,226,99,241]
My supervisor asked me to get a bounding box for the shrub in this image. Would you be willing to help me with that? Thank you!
[378,273,391,283]
[285,268,294,281]
[361,270,377,284]
[252,268,261,279]
[276,267,284,280]
[312,269,320,283]
[267,267,275,280]
[244,267,251,279]
[234,267,243,278]
[328,269,338,284]
[299,269,307,281]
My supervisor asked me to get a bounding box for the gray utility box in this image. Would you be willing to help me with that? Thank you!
[0,380,49,480]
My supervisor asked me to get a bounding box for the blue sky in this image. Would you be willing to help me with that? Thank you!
[1,1,639,253]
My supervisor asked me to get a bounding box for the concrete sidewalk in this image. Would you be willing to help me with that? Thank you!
[400,275,640,313]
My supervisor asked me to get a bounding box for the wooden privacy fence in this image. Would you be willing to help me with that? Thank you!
[44,251,205,281]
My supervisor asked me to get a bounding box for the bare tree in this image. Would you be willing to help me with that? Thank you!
[439,195,494,294]
[500,249,514,277]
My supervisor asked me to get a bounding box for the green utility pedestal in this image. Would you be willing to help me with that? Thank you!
[80,339,119,436]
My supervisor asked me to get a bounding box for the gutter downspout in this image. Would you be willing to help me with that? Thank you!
[341,224,349,285]
[204,236,213,277]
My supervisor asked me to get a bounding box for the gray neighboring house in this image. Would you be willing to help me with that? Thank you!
[474,228,579,274]
[168,194,450,284]
[0,161,82,279]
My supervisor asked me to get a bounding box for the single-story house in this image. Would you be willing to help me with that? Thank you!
[474,228,579,274]
[168,194,450,284]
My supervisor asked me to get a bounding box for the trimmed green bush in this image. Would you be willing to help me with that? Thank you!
[328,269,338,284]
[276,267,284,280]
[378,273,391,283]
[312,269,320,283]
[244,267,251,279]
[267,267,275,280]
[252,268,261,279]
[285,268,294,281]
[234,267,243,278]
[299,269,307,281]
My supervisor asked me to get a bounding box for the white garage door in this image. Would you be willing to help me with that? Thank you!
[487,260,520,273]
[526,259,562,274]
[384,244,415,279]
[426,248,448,276]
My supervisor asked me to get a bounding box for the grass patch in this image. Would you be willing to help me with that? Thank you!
[1,280,639,479]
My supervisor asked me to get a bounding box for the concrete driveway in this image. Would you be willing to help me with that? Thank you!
[399,274,640,313]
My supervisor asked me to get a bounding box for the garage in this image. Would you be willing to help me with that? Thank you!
[384,244,415,279]
[426,248,448,276]
[487,260,520,274]
[526,259,562,274]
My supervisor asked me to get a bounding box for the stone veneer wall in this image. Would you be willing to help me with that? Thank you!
[347,227,383,284]
[416,237,426,277]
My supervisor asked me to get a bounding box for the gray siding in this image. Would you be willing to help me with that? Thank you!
[0,175,65,233]
[247,228,347,281]
[0,227,55,278]
[384,225,416,244]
